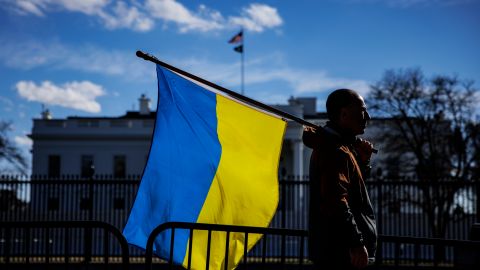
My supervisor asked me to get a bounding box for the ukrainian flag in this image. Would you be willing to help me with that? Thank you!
[123,64,286,269]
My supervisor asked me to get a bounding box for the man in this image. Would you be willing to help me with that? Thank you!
[303,89,377,269]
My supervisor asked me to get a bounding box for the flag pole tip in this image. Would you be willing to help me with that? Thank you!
[136,50,159,61]
[136,51,161,65]
[136,50,147,59]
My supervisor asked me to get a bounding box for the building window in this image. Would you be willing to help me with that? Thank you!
[48,155,61,178]
[81,155,94,178]
[113,155,126,178]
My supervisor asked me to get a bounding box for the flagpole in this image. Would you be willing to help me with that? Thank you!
[136,50,379,153]
[136,50,317,129]
[241,29,244,96]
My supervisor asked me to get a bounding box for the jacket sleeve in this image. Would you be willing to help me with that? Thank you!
[302,126,323,149]
[321,149,364,248]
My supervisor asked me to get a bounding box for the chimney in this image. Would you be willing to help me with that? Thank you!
[41,105,52,119]
[139,94,151,115]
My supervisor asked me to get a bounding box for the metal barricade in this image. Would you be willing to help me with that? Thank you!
[145,222,310,270]
[0,220,130,269]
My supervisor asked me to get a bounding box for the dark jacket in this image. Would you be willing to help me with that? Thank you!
[303,123,377,263]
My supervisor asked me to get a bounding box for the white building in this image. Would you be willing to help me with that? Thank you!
[29,95,333,178]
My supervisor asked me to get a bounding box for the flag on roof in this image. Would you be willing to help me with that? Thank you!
[228,30,243,44]
[123,63,286,270]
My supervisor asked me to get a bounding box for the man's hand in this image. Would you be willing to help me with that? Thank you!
[303,126,316,133]
[350,246,369,269]
[354,138,374,164]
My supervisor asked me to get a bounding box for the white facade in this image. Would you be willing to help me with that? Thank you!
[29,95,384,178]
[30,96,326,177]
[30,117,153,177]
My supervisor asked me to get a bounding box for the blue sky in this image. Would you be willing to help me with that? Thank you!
[1,0,479,172]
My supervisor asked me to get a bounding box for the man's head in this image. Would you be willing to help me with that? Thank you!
[326,89,370,135]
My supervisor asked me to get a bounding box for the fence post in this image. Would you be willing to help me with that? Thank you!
[376,177,383,264]
[376,177,383,236]
[84,165,95,263]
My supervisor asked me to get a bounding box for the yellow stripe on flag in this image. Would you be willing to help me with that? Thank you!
[182,94,286,269]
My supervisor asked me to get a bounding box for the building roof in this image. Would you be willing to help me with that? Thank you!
[66,111,156,120]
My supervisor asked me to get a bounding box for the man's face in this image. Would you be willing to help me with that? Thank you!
[340,95,370,135]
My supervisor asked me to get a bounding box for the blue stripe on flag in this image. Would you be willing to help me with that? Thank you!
[123,65,221,262]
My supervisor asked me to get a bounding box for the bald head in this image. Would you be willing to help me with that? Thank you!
[326,89,362,122]
[326,88,370,135]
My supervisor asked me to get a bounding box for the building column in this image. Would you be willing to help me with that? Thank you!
[291,139,304,178]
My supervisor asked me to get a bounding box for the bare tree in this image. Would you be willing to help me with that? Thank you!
[368,68,480,239]
[0,121,28,174]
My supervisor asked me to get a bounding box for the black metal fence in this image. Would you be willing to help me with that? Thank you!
[1,175,479,242]
[275,177,479,242]
[377,235,480,269]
